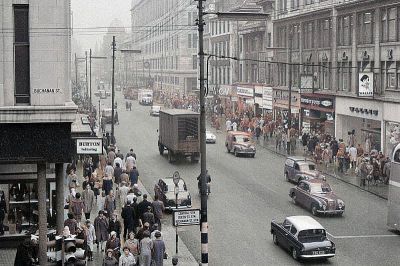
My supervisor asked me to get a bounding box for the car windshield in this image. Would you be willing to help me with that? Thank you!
[166,180,186,192]
[234,135,250,143]
[299,163,316,172]
[310,183,332,193]
[298,229,327,243]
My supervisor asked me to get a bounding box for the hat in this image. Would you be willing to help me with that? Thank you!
[107,249,113,254]
[144,222,150,227]
[147,206,152,210]
[155,231,162,238]
[110,231,116,237]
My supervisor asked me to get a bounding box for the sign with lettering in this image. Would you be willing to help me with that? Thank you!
[32,88,63,94]
[358,73,374,97]
[173,209,200,226]
[300,94,335,111]
[262,87,273,109]
[236,86,254,98]
[76,138,103,154]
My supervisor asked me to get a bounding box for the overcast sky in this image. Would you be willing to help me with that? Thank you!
[72,0,131,50]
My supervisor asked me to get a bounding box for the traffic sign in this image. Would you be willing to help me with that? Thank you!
[173,209,200,226]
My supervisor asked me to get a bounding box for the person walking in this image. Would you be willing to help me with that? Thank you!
[103,175,114,199]
[129,166,139,187]
[64,213,78,235]
[119,246,136,266]
[349,145,358,169]
[121,201,135,240]
[124,232,139,263]
[119,181,130,207]
[137,194,152,221]
[94,210,109,252]
[152,195,165,231]
[152,231,165,266]
[104,191,116,218]
[109,213,122,239]
[82,184,95,220]
[106,231,121,259]
[103,249,118,266]
[67,169,79,190]
[142,206,155,230]
[85,220,96,261]
[275,128,282,150]
[70,192,85,223]
[139,231,153,266]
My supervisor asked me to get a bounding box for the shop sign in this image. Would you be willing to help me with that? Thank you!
[273,90,298,102]
[236,86,254,97]
[292,108,299,114]
[32,88,63,94]
[300,95,334,110]
[76,138,103,154]
[358,73,374,97]
[262,87,273,110]
[349,106,379,116]
[218,85,231,96]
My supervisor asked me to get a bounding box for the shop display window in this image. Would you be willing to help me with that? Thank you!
[386,121,400,157]
[0,180,53,237]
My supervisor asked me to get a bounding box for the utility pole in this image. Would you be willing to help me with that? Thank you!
[85,51,88,101]
[197,0,208,264]
[74,53,78,85]
[111,36,116,145]
[287,30,293,154]
[89,49,92,112]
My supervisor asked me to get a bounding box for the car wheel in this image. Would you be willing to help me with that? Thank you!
[291,194,297,205]
[284,172,289,182]
[234,149,238,157]
[338,212,344,217]
[251,154,255,158]
[159,145,164,155]
[291,248,299,260]
[272,233,278,245]
[311,205,318,216]
[226,146,230,153]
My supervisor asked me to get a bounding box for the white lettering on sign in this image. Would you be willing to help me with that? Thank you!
[33,88,63,94]
[173,209,200,226]
[236,87,253,97]
[76,138,103,155]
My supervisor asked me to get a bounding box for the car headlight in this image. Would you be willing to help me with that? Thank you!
[337,199,345,208]
[322,204,327,210]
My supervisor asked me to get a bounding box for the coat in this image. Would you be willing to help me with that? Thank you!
[94,216,109,242]
[82,189,95,214]
[152,239,165,266]
[103,256,118,266]
[119,252,136,266]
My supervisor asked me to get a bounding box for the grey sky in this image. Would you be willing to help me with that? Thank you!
[72,0,131,50]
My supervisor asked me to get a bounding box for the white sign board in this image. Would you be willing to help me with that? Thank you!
[236,87,253,97]
[76,138,103,154]
[262,87,273,110]
[173,209,200,226]
[358,73,373,97]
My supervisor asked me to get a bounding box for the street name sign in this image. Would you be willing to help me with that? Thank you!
[173,209,200,226]
[76,138,103,154]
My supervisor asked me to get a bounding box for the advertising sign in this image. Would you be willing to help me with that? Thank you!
[236,86,254,98]
[262,87,273,110]
[358,73,374,97]
[76,138,103,154]
[173,209,200,226]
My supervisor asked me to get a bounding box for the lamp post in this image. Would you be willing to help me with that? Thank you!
[172,171,181,255]
[89,50,107,113]
[196,4,269,264]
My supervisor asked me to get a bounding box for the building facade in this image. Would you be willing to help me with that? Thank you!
[273,0,400,156]
[0,0,76,258]
[130,0,198,97]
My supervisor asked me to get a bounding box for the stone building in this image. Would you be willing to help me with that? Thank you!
[273,0,400,155]
[0,0,76,262]
[130,0,198,97]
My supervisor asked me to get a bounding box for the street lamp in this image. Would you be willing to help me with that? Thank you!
[196,2,270,264]
[172,171,181,255]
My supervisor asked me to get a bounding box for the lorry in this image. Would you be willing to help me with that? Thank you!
[123,86,138,100]
[158,109,200,163]
[138,89,153,105]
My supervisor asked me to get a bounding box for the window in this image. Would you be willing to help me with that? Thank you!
[14,5,30,104]
[192,55,197,70]
[358,11,374,44]
[188,34,192,48]
[267,32,272,47]
[319,18,332,48]
[303,21,315,49]
[382,61,400,90]
[291,0,299,10]
[338,15,353,46]
[338,61,352,91]
[381,6,399,42]
[290,226,298,235]
[291,24,300,49]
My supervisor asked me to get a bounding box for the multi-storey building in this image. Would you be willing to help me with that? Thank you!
[130,0,198,97]
[0,0,76,258]
[206,0,274,116]
[273,0,400,156]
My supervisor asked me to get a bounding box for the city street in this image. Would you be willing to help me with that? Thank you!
[111,92,400,266]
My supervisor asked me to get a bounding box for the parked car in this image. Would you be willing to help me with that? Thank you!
[206,131,216,143]
[284,157,325,183]
[154,177,192,211]
[150,105,161,116]
[271,215,336,260]
[289,179,345,216]
[225,131,256,157]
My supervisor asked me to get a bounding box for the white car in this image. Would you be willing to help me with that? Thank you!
[206,131,216,143]
[150,105,161,116]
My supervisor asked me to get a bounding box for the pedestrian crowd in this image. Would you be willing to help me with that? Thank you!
[159,92,200,112]
[64,145,167,266]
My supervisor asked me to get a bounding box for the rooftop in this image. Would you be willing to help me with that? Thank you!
[286,216,324,231]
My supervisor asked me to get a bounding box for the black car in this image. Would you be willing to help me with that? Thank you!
[271,216,335,260]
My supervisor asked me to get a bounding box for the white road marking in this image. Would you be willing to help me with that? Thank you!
[327,232,398,239]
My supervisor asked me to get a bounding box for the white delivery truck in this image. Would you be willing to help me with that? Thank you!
[138,89,153,105]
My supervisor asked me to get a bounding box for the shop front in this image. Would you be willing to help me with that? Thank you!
[272,87,300,129]
[254,85,264,117]
[236,85,254,116]
[300,93,335,136]
[335,96,383,153]
[207,85,236,116]
[262,86,273,116]
[383,102,400,157]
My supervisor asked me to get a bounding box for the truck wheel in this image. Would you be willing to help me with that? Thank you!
[159,145,164,155]
[168,151,174,163]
